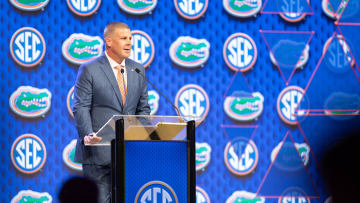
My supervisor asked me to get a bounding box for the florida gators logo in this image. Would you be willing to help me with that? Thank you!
[9,0,49,11]
[67,86,74,118]
[11,134,47,174]
[196,142,212,171]
[66,0,101,16]
[130,30,155,68]
[175,84,210,124]
[278,187,311,203]
[196,186,210,203]
[223,0,262,18]
[63,139,82,171]
[11,190,52,203]
[223,33,257,72]
[224,137,258,176]
[170,36,210,68]
[277,86,308,125]
[117,0,157,15]
[322,0,348,19]
[9,86,52,118]
[323,35,354,73]
[174,0,209,20]
[324,92,360,118]
[270,41,309,70]
[226,191,265,203]
[224,91,264,121]
[271,142,310,170]
[10,27,46,67]
[135,181,178,203]
[62,33,104,65]
[148,90,159,115]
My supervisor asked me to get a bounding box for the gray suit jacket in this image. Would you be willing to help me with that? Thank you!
[73,55,150,165]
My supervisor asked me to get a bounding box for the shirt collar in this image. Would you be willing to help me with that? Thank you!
[105,51,126,68]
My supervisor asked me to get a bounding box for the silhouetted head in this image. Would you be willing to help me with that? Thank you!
[59,176,99,203]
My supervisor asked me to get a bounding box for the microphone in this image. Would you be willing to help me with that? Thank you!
[134,68,181,117]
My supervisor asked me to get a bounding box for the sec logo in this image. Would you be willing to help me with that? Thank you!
[66,0,101,16]
[67,86,75,118]
[223,0,262,18]
[223,33,257,72]
[279,0,310,23]
[10,27,46,67]
[130,30,155,68]
[10,0,49,11]
[11,134,47,174]
[224,137,258,176]
[117,0,157,15]
[174,0,209,20]
[323,35,354,73]
[196,186,210,203]
[175,84,210,124]
[278,187,311,203]
[277,86,308,125]
[135,181,178,203]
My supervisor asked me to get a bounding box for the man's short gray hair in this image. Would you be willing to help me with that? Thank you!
[104,22,130,39]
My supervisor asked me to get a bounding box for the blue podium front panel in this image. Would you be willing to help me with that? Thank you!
[125,141,187,203]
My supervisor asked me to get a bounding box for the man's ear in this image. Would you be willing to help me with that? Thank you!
[105,37,112,48]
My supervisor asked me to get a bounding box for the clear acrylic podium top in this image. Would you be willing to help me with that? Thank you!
[87,115,196,146]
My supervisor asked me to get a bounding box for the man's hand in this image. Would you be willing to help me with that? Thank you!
[84,132,102,145]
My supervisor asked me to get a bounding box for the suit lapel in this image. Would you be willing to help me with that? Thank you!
[98,55,124,108]
[124,58,135,109]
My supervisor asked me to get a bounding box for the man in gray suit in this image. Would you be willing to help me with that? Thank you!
[72,22,150,202]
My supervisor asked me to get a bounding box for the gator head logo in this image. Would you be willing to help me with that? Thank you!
[277,86,309,125]
[278,187,311,203]
[323,34,354,73]
[196,186,210,203]
[135,181,178,203]
[196,142,212,171]
[175,84,210,124]
[9,86,52,118]
[322,0,349,19]
[224,137,258,176]
[270,40,309,70]
[117,0,157,15]
[174,0,209,20]
[169,36,210,68]
[67,86,74,118]
[224,91,264,121]
[130,30,155,68]
[271,141,310,170]
[11,134,47,174]
[148,90,159,115]
[324,92,360,119]
[10,27,46,67]
[223,33,257,72]
[62,33,104,65]
[11,190,52,203]
[226,191,265,203]
[10,0,49,11]
[63,139,82,171]
[223,0,262,18]
[66,0,101,16]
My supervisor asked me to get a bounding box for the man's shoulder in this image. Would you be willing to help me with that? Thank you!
[125,58,144,69]
[79,55,107,71]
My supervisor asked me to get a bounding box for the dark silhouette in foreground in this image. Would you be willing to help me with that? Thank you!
[59,176,99,203]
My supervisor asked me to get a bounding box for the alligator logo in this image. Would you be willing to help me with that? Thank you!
[11,190,52,203]
[271,141,310,170]
[226,191,265,203]
[277,86,308,125]
[174,0,209,20]
[11,134,47,174]
[10,27,46,67]
[9,86,52,118]
[324,92,360,119]
[322,0,349,19]
[270,40,309,70]
[196,186,210,203]
[223,33,257,72]
[148,90,159,115]
[169,36,210,68]
[130,30,155,68]
[62,33,104,65]
[175,84,210,124]
[224,137,258,176]
[67,86,74,118]
[10,0,49,11]
[323,34,354,73]
[63,139,82,171]
[196,142,212,171]
[66,0,101,16]
[278,187,310,203]
[223,0,262,18]
[135,181,178,203]
[224,91,264,121]
[117,0,157,15]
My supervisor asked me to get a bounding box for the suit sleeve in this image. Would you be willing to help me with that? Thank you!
[135,67,151,115]
[72,64,93,141]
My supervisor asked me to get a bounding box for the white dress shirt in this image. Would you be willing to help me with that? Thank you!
[105,51,127,86]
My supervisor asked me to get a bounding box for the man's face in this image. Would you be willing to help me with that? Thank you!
[106,27,132,62]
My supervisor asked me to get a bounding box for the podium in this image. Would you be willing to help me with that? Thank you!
[91,115,196,203]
